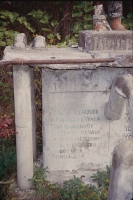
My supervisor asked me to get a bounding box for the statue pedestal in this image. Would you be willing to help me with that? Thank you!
[79,30,133,52]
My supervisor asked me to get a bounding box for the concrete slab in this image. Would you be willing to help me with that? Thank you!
[2,45,133,68]
[42,68,133,183]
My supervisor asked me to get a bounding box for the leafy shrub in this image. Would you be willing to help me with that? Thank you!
[91,165,110,189]
[0,143,16,181]
[30,166,110,200]
[0,141,16,199]
[0,9,61,47]
[58,176,101,200]
[91,165,110,200]
[0,10,34,47]
[58,1,94,46]
[71,1,93,34]
[27,10,61,45]
[122,13,133,30]
[30,167,60,199]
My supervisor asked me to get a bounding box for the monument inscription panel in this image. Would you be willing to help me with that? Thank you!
[42,68,133,171]
[79,30,133,51]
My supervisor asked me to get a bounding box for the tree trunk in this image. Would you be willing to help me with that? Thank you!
[62,1,72,39]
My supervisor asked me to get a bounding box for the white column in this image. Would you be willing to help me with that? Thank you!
[13,65,33,190]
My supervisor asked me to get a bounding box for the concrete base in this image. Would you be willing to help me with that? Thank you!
[79,30,133,52]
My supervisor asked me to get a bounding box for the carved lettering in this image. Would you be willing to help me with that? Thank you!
[124,133,132,139]
[121,40,126,50]
[92,35,132,50]
[94,37,99,50]
[125,124,131,131]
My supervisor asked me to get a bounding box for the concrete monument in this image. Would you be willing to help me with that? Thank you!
[1,30,132,189]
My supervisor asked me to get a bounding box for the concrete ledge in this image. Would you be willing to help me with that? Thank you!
[1,46,133,68]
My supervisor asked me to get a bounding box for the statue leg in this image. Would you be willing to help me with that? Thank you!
[93,2,109,31]
[107,1,126,30]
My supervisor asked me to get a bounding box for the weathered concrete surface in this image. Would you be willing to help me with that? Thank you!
[32,35,46,49]
[13,65,33,190]
[13,33,27,49]
[104,89,126,120]
[2,45,133,68]
[30,67,36,159]
[42,68,133,179]
[2,33,133,189]
[79,30,133,51]
[105,74,133,137]
[107,139,133,200]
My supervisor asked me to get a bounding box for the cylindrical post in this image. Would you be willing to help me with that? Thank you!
[13,65,33,190]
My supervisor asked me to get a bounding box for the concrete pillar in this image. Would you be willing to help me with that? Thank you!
[13,65,33,190]
[30,67,36,159]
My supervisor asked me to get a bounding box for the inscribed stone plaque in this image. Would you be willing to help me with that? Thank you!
[42,68,133,172]
[79,30,133,51]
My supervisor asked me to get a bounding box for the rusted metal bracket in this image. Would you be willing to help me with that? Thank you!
[0,58,115,66]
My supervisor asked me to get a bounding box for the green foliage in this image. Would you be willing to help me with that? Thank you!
[30,167,60,199]
[0,10,18,46]
[58,175,101,200]
[0,10,34,47]
[0,144,16,181]
[0,2,132,48]
[0,1,93,48]
[0,70,14,104]
[70,1,93,42]
[28,10,44,19]
[28,10,60,45]
[30,166,110,200]
[0,114,16,181]
[91,165,110,199]
[122,13,133,30]
[0,138,16,199]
